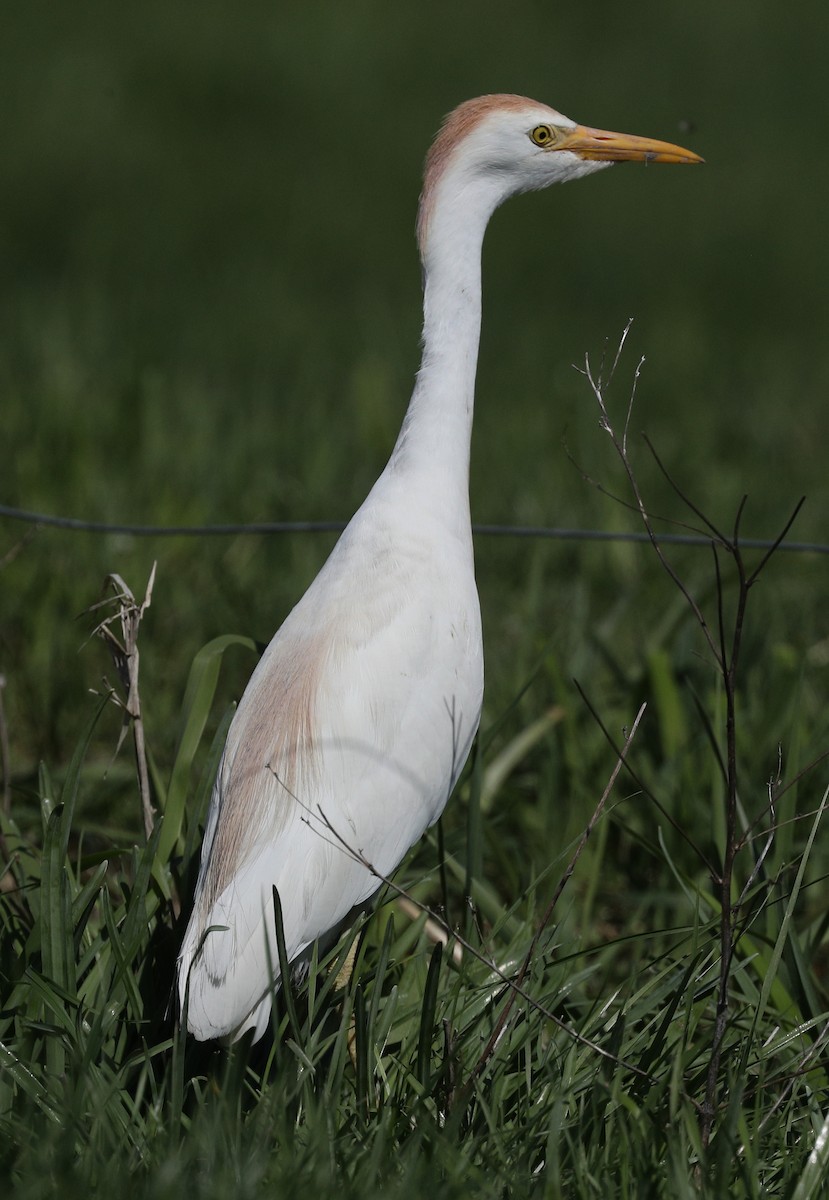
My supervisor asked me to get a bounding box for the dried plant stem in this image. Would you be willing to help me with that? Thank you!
[577,333,721,668]
[133,692,153,842]
[578,325,803,1152]
[89,564,157,840]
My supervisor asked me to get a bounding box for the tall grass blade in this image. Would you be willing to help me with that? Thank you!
[71,860,109,954]
[119,821,163,964]
[416,942,442,1089]
[793,1109,829,1200]
[271,885,300,1041]
[181,702,236,870]
[354,983,369,1119]
[367,914,395,1041]
[58,694,110,859]
[40,806,73,996]
[749,783,829,1047]
[0,1041,60,1124]
[159,634,256,865]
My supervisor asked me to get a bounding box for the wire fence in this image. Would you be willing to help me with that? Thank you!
[1,501,826,554]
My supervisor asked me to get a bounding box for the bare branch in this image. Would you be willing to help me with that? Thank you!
[579,346,723,669]
[575,324,808,1152]
[642,434,729,546]
[745,496,806,587]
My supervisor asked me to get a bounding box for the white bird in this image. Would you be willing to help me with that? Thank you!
[178,94,701,1042]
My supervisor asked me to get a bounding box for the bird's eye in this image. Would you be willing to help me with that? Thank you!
[530,124,556,147]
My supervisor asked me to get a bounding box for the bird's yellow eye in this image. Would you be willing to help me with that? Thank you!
[530,124,556,147]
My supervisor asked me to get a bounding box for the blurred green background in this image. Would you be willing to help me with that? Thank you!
[1,0,828,816]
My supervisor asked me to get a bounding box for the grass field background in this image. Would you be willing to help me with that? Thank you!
[2,2,829,1194]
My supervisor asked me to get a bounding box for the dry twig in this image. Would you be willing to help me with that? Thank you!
[578,324,804,1149]
[89,564,157,840]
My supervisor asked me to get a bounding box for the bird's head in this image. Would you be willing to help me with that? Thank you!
[417,94,702,256]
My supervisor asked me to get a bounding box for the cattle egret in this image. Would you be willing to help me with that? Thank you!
[178,94,701,1042]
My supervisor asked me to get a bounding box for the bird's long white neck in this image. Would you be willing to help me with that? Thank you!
[386,174,502,519]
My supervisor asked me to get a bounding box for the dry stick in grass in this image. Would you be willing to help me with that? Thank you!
[577,326,804,1149]
[89,564,157,840]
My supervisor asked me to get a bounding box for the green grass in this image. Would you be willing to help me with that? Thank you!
[3,1,829,1194]
[3,508,829,1196]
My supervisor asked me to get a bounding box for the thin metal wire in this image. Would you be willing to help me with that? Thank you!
[0,501,826,554]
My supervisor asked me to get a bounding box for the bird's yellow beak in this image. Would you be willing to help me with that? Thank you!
[560,124,703,164]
